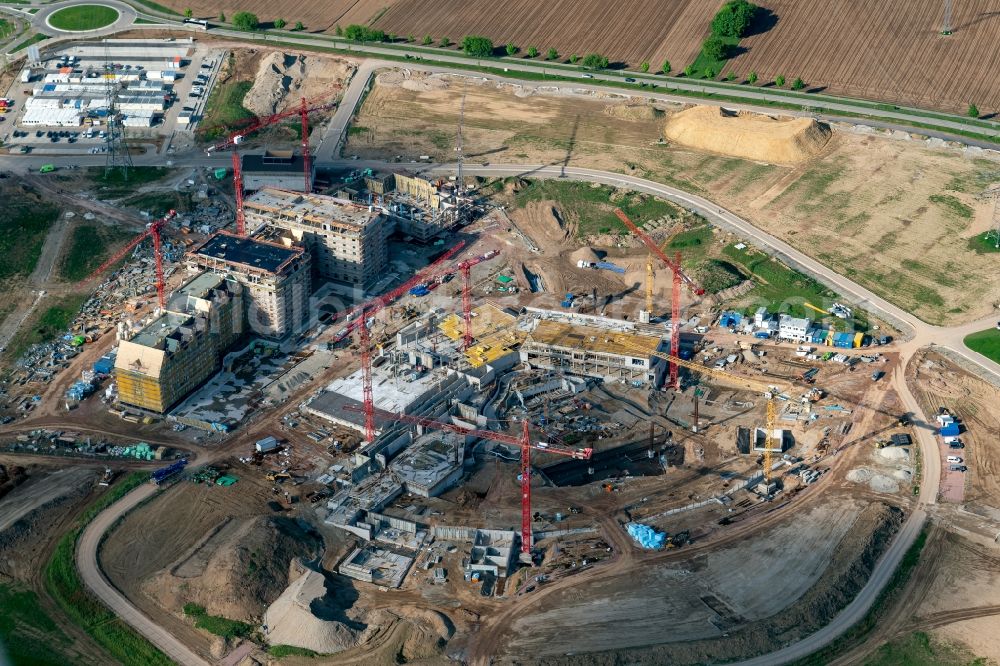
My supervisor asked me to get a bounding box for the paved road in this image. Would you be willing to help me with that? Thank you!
[76,480,212,666]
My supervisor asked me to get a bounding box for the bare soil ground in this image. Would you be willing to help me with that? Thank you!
[728,0,1000,114]
[158,0,392,33]
[347,72,1000,325]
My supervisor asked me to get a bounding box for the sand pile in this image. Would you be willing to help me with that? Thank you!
[245,53,354,116]
[869,474,900,493]
[877,447,909,461]
[846,468,873,483]
[570,247,603,264]
[663,106,832,165]
[144,516,321,620]
[263,564,364,654]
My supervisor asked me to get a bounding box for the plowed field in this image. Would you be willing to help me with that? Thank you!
[725,0,1000,113]
[160,0,394,32]
[373,0,717,69]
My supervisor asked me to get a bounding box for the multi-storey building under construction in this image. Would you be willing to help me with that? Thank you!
[243,188,388,291]
[114,273,242,413]
[189,231,311,340]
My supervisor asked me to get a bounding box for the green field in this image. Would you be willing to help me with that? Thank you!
[0,195,60,281]
[0,18,16,40]
[47,5,119,31]
[182,603,253,639]
[269,645,320,658]
[60,224,135,282]
[964,328,1000,364]
[967,232,1000,254]
[9,32,47,52]
[43,472,172,666]
[198,75,254,141]
[508,179,681,237]
[865,631,988,666]
[6,294,88,359]
[88,166,172,198]
[0,584,77,665]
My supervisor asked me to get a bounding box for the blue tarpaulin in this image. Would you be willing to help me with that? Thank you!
[940,423,960,437]
[626,523,666,550]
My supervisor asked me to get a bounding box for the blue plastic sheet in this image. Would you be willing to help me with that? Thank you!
[626,522,666,550]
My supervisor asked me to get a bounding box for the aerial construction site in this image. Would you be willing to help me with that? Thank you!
[0,4,1000,666]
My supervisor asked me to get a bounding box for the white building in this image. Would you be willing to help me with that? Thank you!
[778,315,811,342]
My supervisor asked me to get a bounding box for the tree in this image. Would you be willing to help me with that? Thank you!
[218,11,225,22]
[462,35,495,57]
[183,8,193,18]
[968,103,980,118]
[422,35,433,45]
[505,42,518,56]
[527,46,539,58]
[231,11,258,31]
[273,18,286,29]
[640,61,650,73]
[775,74,786,87]
[701,36,729,61]
[704,66,716,79]
[726,71,736,81]
[294,21,305,31]
[791,77,805,90]
[748,70,758,84]
[407,35,415,43]
[661,59,671,74]
[344,24,386,42]
[335,24,342,36]
[439,36,451,47]
[684,64,695,76]
[546,47,558,61]
[388,33,397,42]
[581,53,609,70]
[711,0,758,38]
[569,54,579,64]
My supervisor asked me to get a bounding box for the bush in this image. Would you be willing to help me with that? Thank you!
[294,21,304,31]
[748,70,758,84]
[218,11,224,22]
[334,24,342,36]
[527,46,539,58]
[231,11,259,31]
[701,36,729,61]
[726,71,736,81]
[547,47,558,60]
[968,103,980,118]
[791,77,805,90]
[421,34,432,45]
[462,35,494,57]
[569,54,579,64]
[640,61,649,73]
[505,42,517,56]
[711,0,758,38]
[439,36,451,47]
[183,8,192,18]
[273,17,286,29]
[581,52,609,70]
[704,66,716,79]
[775,74,786,87]
[684,64,695,76]
[661,59,671,74]
[344,24,386,42]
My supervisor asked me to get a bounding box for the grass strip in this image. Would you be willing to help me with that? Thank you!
[43,472,174,666]
[182,603,252,639]
[964,328,1000,364]
[9,32,47,52]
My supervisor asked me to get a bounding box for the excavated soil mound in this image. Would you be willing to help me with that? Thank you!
[570,246,603,265]
[605,102,659,121]
[263,565,365,654]
[143,516,321,620]
[664,106,832,165]
[511,201,572,250]
[245,53,354,117]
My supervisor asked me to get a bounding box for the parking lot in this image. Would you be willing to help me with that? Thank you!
[0,39,226,154]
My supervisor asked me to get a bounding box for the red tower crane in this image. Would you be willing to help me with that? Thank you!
[345,405,592,558]
[456,249,499,349]
[330,241,468,442]
[614,208,704,389]
[231,151,246,236]
[84,210,178,309]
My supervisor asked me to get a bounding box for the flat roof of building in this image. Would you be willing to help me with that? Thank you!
[130,311,195,349]
[526,319,663,357]
[242,151,308,174]
[193,231,303,275]
[245,188,380,231]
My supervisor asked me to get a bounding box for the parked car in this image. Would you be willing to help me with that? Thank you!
[949,465,968,472]
[947,455,963,464]
[949,442,965,449]
[625,77,637,83]
[871,371,885,381]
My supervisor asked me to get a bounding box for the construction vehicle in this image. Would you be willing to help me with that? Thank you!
[99,468,115,486]
[346,404,591,561]
[39,164,56,174]
[266,470,292,483]
[616,336,786,483]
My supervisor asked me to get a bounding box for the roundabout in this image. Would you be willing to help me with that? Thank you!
[35,0,136,37]
[47,4,119,31]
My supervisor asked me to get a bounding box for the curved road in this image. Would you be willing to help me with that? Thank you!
[76,481,212,666]
[36,0,137,37]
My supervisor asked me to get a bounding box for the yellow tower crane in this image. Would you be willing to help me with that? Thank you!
[615,336,786,483]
